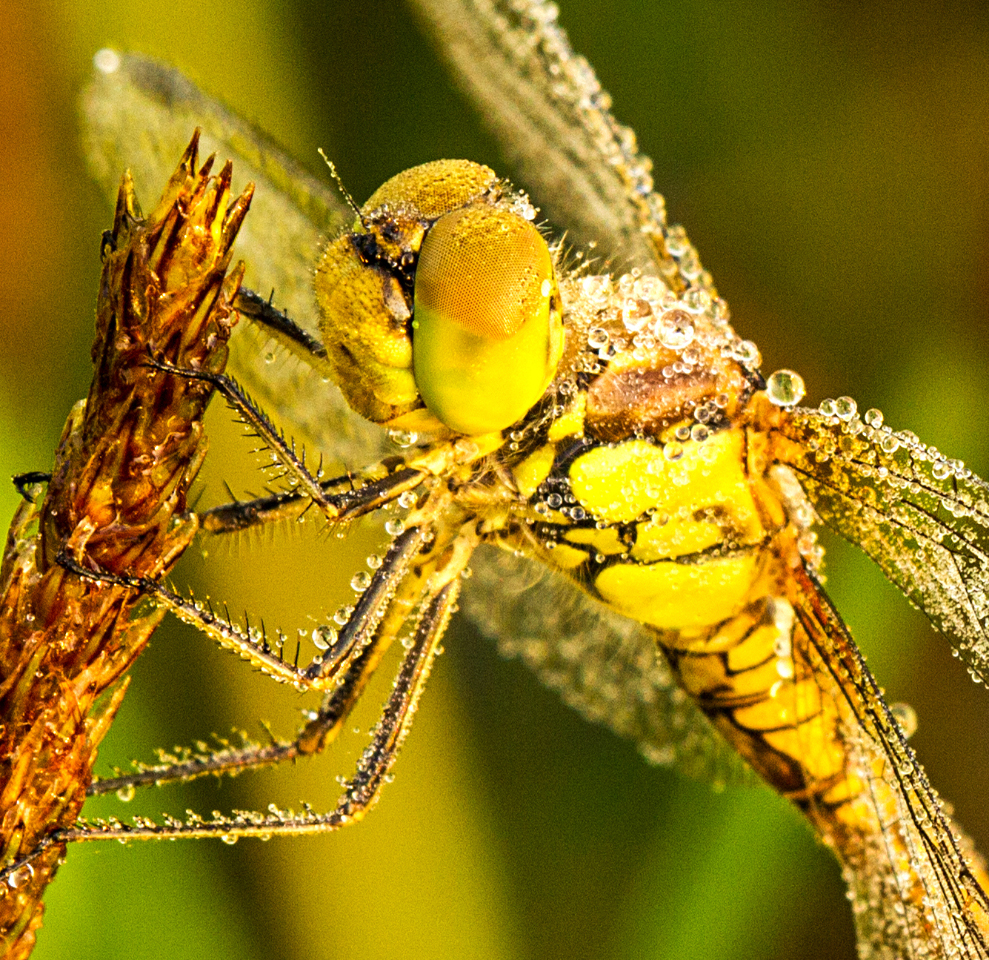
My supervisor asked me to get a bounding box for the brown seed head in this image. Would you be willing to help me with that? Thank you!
[0,131,251,957]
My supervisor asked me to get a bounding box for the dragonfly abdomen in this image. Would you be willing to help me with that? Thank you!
[658,583,853,810]
[516,390,869,815]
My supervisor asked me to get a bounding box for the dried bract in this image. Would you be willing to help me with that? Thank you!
[0,133,250,958]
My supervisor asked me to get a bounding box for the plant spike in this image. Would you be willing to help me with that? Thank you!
[0,132,250,957]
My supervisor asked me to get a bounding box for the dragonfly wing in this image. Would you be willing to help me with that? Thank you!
[775,406,989,688]
[407,0,680,276]
[465,545,756,785]
[81,53,389,465]
[787,561,989,957]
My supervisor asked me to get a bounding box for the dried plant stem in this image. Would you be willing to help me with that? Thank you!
[0,133,251,958]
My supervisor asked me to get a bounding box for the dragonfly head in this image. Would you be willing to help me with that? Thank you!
[315,160,564,436]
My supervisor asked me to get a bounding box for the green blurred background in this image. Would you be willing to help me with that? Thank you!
[3,1,989,958]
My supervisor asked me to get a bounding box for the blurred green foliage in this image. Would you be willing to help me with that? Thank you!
[2,1,989,958]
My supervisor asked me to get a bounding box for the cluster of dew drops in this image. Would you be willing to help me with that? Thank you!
[556,267,797,467]
[818,398,970,486]
[575,269,755,373]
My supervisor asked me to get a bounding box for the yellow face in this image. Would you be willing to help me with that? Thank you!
[314,159,564,436]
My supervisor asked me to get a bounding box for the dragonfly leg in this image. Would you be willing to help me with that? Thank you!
[86,593,395,797]
[199,462,426,534]
[0,580,459,877]
[11,471,52,503]
[64,500,474,790]
[234,288,330,368]
[54,523,428,690]
[142,351,341,516]
[333,580,458,818]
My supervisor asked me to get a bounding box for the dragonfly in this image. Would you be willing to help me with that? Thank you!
[40,0,989,956]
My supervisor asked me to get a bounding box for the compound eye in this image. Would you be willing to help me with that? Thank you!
[412,205,563,435]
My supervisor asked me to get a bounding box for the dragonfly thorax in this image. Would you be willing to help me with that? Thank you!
[490,269,781,633]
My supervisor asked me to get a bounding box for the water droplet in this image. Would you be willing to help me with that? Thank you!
[663,441,684,461]
[221,833,239,845]
[116,783,136,803]
[621,298,652,333]
[681,346,700,366]
[863,408,884,428]
[366,554,383,570]
[397,491,417,510]
[880,433,900,454]
[890,702,918,739]
[312,625,337,651]
[665,225,688,256]
[350,571,372,592]
[731,339,761,368]
[580,275,611,305]
[386,429,418,449]
[7,864,33,889]
[765,369,806,408]
[384,519,405,536]
[657,310,694,350]
[646,193,668,227]
[94,49,121,74]
[834,397,857,421]
[333,606,354,627]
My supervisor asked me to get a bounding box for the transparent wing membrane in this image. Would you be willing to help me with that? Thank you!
[407,0,714,294]
[82,52,387,465]
[787,563,989,958]
[775,404,989,688]
[466,547,756,785]
[82,52,343,302]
